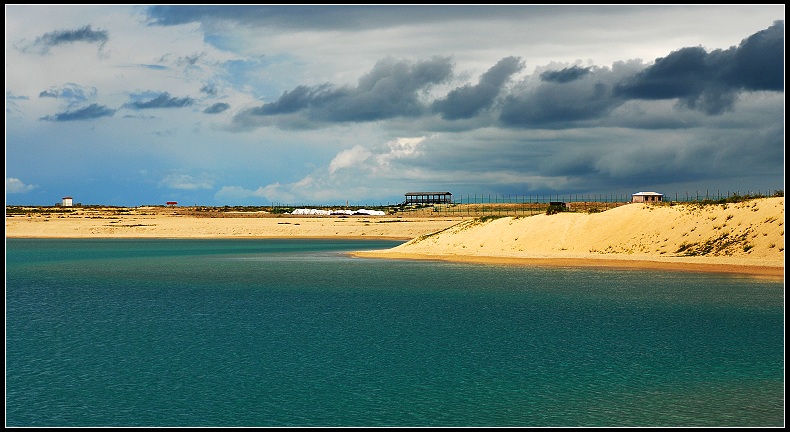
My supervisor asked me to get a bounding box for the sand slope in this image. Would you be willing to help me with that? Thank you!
[357,198,785,277]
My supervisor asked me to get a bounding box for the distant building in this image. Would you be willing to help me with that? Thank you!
[404,192,453,204]
[62,196,73,207]
[166,201,178,207]
[632,191,664,203]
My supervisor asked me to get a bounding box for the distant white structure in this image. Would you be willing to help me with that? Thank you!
[346,209,385,216]
[291,208,385,216]
[632,191,664,203]
[62,196,73,207]
[291,208,332,215]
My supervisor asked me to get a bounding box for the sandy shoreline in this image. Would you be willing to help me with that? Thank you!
[5,209,463,241]
[6,199,785,279]
[351,250,784,280]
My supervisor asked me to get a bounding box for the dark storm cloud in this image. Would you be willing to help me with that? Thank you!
[431,56,524,120]
[225,21,782,132]
[616,47,712,100]
[501,21,784,127]
[233,56,453,128]
[204,103,230,114]
[540,66,591,83]
[725,20,784,91]
[22,25,108,54]
[247,85,330,116]
[499,64,631,128]
[125,92,195,109]
[614,20,784,114]
[40,103,115,121]
[145,5,548,31]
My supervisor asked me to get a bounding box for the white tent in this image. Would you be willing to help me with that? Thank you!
[291,208,332,215]
[353,209,385,216]
[291,208,385,216]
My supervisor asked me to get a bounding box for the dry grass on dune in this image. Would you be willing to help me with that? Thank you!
[367,197,785,269]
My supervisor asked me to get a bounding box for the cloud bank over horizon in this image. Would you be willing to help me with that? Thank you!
[6,5,784,206]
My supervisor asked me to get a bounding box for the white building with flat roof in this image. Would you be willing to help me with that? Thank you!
[631,191,663,203]
[62,196,73,207]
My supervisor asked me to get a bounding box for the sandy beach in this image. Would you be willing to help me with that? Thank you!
[355,197,785,280]
[6,198,785,279]
[5,207,463,240]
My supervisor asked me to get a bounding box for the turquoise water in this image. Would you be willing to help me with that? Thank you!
[5,238,785,427]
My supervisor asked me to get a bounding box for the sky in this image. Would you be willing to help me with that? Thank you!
[5,5,785,207]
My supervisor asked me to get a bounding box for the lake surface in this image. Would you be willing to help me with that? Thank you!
[5,238,784,427]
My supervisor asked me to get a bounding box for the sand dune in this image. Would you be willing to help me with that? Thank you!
[355,197,785,279]
[6,199,784,278]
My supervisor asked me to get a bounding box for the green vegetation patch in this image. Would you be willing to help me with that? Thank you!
[546,204,567,215]
[686,190,783,208]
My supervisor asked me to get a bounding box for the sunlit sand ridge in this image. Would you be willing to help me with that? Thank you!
[355,197,785,278]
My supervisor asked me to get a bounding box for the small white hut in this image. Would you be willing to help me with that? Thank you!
[631,191,663,203]
[62,196,73,207]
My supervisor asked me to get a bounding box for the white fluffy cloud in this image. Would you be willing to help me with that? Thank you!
[6,177,37,193]
[328,146,373,176]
